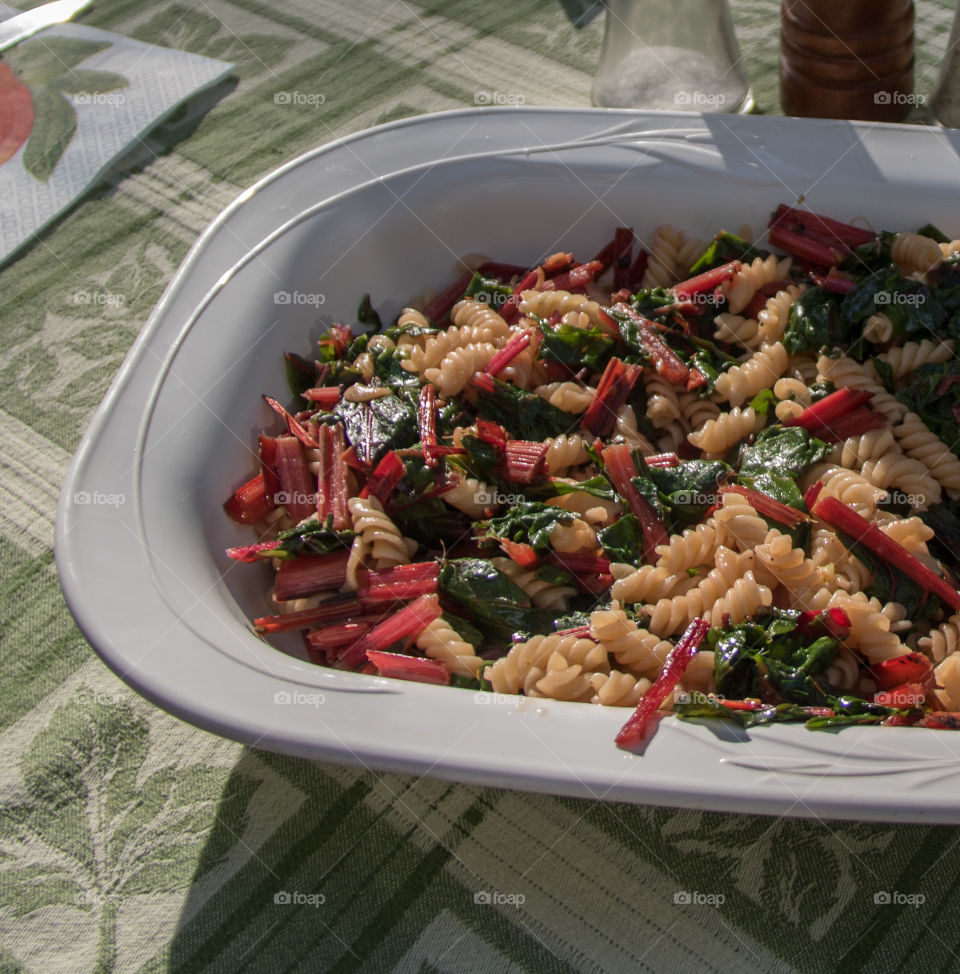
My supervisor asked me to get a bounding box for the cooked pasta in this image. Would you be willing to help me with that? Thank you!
[345,496,415,588]
[534,381,595,413]
[816,354,906,423]
[543,433,591,474]
[921,615,960,663]
[753,285,804,347]
[589,669,652,707]
[590,608,673,677]
[655,523,718,573]
[519,288,606,328]
[893,413,960,495]
[688,406,762,456]
[713,342,789,408]
[873,339,955,380]
[891,231,942,277]
[712,311,759,348]
[863,313,894,343]
[486,633,609,696]
[550,517,598,554]
[423,342,500,396]
[226,207,960,739]
[641,224,686,288]
[723,255,792,314]
[492,557,578,610]
[415,616,483,677]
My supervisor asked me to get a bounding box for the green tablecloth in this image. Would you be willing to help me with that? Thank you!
[4,1,960,971]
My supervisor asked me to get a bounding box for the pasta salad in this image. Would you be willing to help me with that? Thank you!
[224,205,960,749]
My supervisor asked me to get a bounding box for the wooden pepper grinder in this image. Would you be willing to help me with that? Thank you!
[780,0,915,121]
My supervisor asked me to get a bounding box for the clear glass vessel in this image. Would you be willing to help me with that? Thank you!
[591,0,753,114]
[932,5,960,127]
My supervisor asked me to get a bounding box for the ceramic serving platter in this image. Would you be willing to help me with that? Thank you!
[57,108,960,823]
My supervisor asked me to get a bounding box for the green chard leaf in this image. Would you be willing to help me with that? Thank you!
[474,377,581,439]
[739,426,831,480]
[284,351,319,399]
[895,363,960,448]
[332,390,418,465]
[649,459,728,523]
[687,230,765,275]
[439,558,554,643]
[266,517,355,558]
[597,514,643,566]
[464,273,512,309]
[479,501,576,553]
[841,267,945,342]
[539,320,616,373]
[783,286,855,356]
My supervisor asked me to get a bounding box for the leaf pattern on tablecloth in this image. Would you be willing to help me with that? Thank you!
[0,235,178,442]
[0,689,252,973]
[658,807,895,941]
[130,6,295,78]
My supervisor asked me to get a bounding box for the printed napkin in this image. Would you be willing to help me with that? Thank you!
[0,5,233,266]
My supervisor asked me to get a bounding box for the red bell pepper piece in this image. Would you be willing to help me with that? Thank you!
[358,562,440,604]
[499,539,541,569]
[361,450,405,506]
[254,595,362,634]
[484,328,537,378]
[226,540,283,562]
[771,204,876,247]
[670,260,741,300]
[503,440,548,485]
[301,387,341,408]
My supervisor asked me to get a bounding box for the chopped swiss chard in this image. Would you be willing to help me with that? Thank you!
[274,436,316,522]
[464,272,513,309]
[813,495,960,612]
[266,516,355,558]
[539,319,616,373]
[597,514,643,565]
[615,618,709,749]
[473,375,581,439]
[224,473,273,525]
[479,501,576,553]
[439,558,555,644]
[687,231,762,275]
[581,357,642,436]
[332,389,419,465]
[782,287,851,356]
[356,294,382,329]
[284,351,319,399]
[273,550,351,601]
